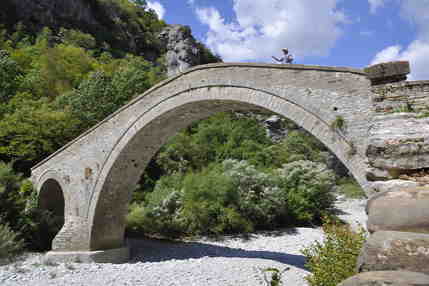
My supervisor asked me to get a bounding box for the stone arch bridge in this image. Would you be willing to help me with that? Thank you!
[31,62,429,263]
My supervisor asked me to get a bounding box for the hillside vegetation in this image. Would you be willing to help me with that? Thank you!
[0,0,363,258]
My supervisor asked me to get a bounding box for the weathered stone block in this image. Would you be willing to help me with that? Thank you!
[365,61,410,85]
[338,271,429,286]
[367,114,429,172]
[357,231,429,274]
[366,187,429,233]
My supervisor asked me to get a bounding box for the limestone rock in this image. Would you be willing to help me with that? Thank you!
[338,271,429,286]
[159,25,202,77]
[369,179,419,194]
[366,187,429,233]
[357,231,429,274]
[264,115,288,142]
[366,113,429,174]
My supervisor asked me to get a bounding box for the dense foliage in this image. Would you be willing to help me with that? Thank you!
[127,159,336,237]
[301,219,366,286]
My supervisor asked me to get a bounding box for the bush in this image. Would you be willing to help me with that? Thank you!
[127,159,337,237]
[301,218,366,286]
[277,160,335,225]
[223,159,286,229]
[0,221,24,260]
[126,173,186,237]
[0,162,55,251]
[181,167,252,235]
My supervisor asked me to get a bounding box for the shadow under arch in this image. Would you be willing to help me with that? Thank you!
[38,178,65,250]
[87,85,368,251]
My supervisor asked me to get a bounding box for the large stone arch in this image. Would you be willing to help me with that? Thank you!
[30,63,375,262]
[87,85,368,250]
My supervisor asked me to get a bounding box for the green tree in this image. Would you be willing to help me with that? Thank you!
[0,98,80,168]
[0,50,21,103]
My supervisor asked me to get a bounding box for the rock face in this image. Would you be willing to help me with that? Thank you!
[159,25,203,77]
[366,114,429,178]
[338,271,429,286]
[339,271,429,286]
[369,179,419,194]
[1,0,163,60]
[357,231,429,274]
[366,187,429,233]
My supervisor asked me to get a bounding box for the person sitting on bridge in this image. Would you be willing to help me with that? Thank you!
[286,54,294,64]
[272,48,288,64]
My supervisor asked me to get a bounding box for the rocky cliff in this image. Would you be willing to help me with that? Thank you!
[1,0,220,70]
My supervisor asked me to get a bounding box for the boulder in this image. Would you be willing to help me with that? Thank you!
[369,179,419,194]
[366,187,429,233]
[338,271,429,286]
[357,231,429,274]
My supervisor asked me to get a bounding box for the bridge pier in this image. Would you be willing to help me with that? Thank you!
[44,215,130,263]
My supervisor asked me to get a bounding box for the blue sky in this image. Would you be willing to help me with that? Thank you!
[146,0,429,80]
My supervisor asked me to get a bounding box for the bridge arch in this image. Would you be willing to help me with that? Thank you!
[37,173,66,250]
[87,85,368,250]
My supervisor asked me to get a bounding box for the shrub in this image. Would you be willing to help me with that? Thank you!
[223,159,286,229]
[181,167,253,235]
[264,130,326,167]
[331,115,346,132]
[126,173,185,237]
[127,159,337,237]
[0,162,55,251]
[301,218,366,286]
[277,160,335,225]
[0,221,24,260]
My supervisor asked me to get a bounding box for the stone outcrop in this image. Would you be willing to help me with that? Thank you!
[369,179,419,193]
[357,231,429,275]
[159,24,213,77]
[338,271,429,286]
[366,187,429,233]
[367,114,429,175]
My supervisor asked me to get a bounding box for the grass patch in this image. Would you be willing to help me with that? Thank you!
[336,177,366,199]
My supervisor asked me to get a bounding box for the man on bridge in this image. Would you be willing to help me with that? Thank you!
[272,48,294,64]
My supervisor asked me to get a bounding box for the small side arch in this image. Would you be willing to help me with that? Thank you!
[37,173,66,250]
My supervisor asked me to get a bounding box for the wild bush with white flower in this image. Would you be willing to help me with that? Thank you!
[126,159,336,237]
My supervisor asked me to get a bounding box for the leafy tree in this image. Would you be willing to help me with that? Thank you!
[0,98,80,168]
[59,56,164,129]
[0,50,21,103]
[156,112,273,175]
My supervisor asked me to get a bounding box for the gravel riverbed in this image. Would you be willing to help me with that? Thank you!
[1,197,367,286]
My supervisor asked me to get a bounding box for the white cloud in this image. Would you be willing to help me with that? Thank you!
[368,0,386,14]
[371,45,402,64]
[193,0,348,62]
[147,1,165,19]
[370,0,429,80]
